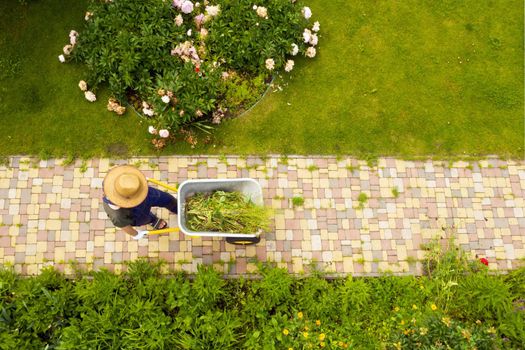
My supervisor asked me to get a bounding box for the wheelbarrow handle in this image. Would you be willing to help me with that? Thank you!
[133,227,180,240]
[146,177,178,193]
[148,227,180,235]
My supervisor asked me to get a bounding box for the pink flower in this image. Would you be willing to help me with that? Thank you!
[84,91,96,102]
[84,11,93,21]
[305,46,316,58]
[78,80,87,91]
[181,0,194,14]
[148,126,158,135]
[302,6,312,19]
[63,44,73,55]
[172,0,183,8]
[159,129,170,138]
[284,60,294,72]
[70,35,77,46]
[161,95,170,103]
[175,14,184,26]
[69,30,78,38]
[194,13,205,27]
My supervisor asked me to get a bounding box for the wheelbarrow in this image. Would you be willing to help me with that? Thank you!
[136,177,264,245]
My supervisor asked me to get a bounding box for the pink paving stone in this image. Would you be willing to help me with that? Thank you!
[293,231,303,240]
[502,235,513,244]
[39,168,54,178]
[16,236,26,244]
[138,246,149,257]
[348,230,361,240]
[203,246,213,255]
[353,263,364,273]
[159,252,172,261]
[76,241,87,250]
[292,240,302,249]
[236,259,246,274]
[256,246,267,260]
[381,240,392,250]
[312,251,322,260]
[94,247,105,257]
[322,241,330,250]
[65,252,76,261]
[276,241,285,250]
[90,220,106,230]
[59,210,69,219]
[0,236,10,248]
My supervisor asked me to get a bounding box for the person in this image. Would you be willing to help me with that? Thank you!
[102,165,177,239]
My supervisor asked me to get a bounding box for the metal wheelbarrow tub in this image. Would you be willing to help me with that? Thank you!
[177,178,264,244]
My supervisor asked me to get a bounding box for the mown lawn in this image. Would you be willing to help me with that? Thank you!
[0,0,522,158]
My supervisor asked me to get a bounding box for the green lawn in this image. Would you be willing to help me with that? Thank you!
[0,0,523,158]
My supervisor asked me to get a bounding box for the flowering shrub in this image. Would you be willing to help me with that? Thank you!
[60,0,320,148]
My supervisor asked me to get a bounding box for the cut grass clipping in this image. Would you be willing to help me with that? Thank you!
[185,191,271,233]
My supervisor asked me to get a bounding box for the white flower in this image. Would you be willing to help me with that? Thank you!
[84,11,93,21]
[70,35,77,46]
[181,0,194,14]
[175,14,184,26]
[205,5,220,16]
[187,29,192,36]
[302,6,312,19]
[58,54,65,63]
[305,46,316,58]
[143,107,154,116]
[159,129,170,138]
[78,80,87,91]
[291,43,299,56]
[303,28,311,43]
[312,21,320,32]
[284,60,294,72]
[84,91,96,102]
[252,4,257,10]
[173,0,183,8]
[194,13,205,26]
[69,30,78,38]
[63,44,73,55]
[148,126,157,135]
[265,58,275,71]
[142,101,150,109]
[161,95,170,103]
[256,6,267,18]
[309,33,318,46]
[195,2,200,7]
[200,28,208,38]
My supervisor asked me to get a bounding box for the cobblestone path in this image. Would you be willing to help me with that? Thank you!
[0,156,523,276]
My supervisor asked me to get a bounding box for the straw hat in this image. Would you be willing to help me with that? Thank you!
[103,165,148,208]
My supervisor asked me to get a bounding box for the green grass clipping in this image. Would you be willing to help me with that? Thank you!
[185,191,271,233]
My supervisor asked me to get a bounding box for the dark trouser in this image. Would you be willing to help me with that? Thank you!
[132,188,178,226]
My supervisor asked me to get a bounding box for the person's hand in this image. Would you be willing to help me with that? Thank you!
[133,230,149,240]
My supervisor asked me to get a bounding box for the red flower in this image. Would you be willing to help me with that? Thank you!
[195,66,200,73]
[480,258,489,266]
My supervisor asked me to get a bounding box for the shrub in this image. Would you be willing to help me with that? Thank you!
[63,0,320,147]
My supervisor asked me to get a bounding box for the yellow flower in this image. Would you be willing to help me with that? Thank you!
[412,304,418,310]
[288,348,293,350]
[400,320,405,325]
[316,319,321,326]
[319,333,326,341]
[487,327,496,334]
[304,326,309,331]
[320,342,325,348]
[441,317,451,327]
[403,329,409,335]
[476,319,482,325]
[461,329,471,340]
[338,341,344,347]
[394,341,402,350]
[298,311,303,319]
[303,332,309,338]
[282,329,289,336]
[394,306,400,312]
[431,304,437,311]
[420,285,424,290]
[419,327,428,335]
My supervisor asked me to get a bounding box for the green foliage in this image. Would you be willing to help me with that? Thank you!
[69,0,318,134]
[1,257,523,349]
[357,192,368,209]
[292,196,305,207]
[185,191,271,233]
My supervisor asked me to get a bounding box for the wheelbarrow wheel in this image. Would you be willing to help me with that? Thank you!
[226,236,261,245]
